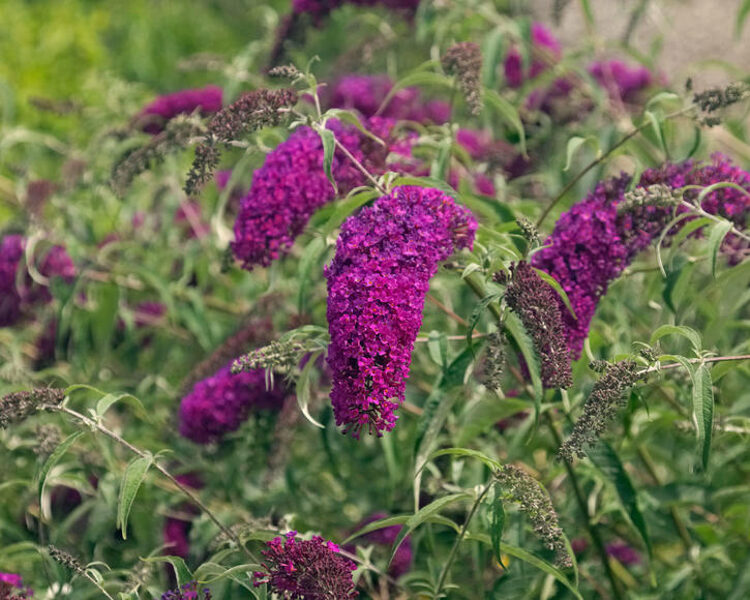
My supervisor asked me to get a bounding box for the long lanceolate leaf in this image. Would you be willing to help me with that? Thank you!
[692,365,714,470]
[117,454,154,539]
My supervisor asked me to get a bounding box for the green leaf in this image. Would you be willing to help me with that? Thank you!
[587,441,652,561]
[343,513,460,545]
[424,447,502,472]
[296,237,327,315]
[90,282,119,352]
[532,268,577,320]
[469,534,582,599]
[296,350,325,429]
[579,0,595,25]
[37,430,86,520]
[427,330,448,367]
[324,108,385,146]
[737,0,750,36]
[456,395,530,446]
[650,324,702,354]
[95,393,148,421]
[563,136,598,172]
[707,220,733,277]
[389,493,471,565]
[692,365,714,470]
[466,293,501,355]
[489,486,506,569]
[117,454,153,539]
[504,312,543,426]
[142,556,193,588]
[644,110,667,156]
[318,128,337,194]
[195,562,261,585]
[484,89,527,155]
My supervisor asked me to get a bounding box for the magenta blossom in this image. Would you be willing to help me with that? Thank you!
[161,581,211,600]
[606,541,641,566]
[532,154,750,358]
[0,573,32,599]
[504,22,561,88]
[253,531,358,599]
[139,86,223,134]
[231,118,400,270]
[325,186,477,436]
[178,362,287,443]
[588,60,654,104]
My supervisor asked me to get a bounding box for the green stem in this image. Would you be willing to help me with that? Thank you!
[435,482,493,597]
[545,415,624,600]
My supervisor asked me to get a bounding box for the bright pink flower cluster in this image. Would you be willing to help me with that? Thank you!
[231,118,398,270]
[0,234,75,327]
[325,186,477,436]
[253,531,358,599]
[532,154,750,358]
[178,363,287,443]
[139,86,223,134]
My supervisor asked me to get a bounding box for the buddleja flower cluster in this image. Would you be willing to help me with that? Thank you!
[253,531,358,600]
[558,360,641,461]
[1,234,75,327]
[0,573,32,600]
[231,118,396,270]
[325,186,477,436]
[178,363,287,443]
[0,388,65,429]
[495,465,571,568]
[502,261,573,389]
[532,154,750,358]
[137,85,223,134]
[161,581,212,600]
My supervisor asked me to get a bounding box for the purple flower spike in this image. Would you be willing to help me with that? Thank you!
[253,531,358,599]
[139,86,223,134]
[231,119,398,270]
[325,186,477,436]
[178,363,287,444]
[532,154,750,358]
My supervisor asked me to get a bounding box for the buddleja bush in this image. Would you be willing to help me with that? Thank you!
[1,1,749,598]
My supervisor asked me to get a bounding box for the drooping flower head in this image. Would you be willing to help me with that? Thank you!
[253,531,358,600]
[161,581,212,600]
[326,186,477,436]
[231,118,398,270]
[0,573,33,599]
[502,261,573,388]
[588,60,654,104]
[139,86,223,134]
[347,512,413,578]
[504,22,561,88]
[178,362,287,444]
[532,155,750,358]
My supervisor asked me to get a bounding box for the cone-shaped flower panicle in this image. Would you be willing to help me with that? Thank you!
[253,531,358,600]
[325,186,477,437]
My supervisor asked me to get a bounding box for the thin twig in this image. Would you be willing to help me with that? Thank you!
[332,136,386,194]
[426,294,470,327]
[46,404,256,563]
[536,107,695,228]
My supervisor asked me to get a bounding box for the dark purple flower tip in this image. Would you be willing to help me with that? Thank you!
[588,60,655,104]
[178,362,288,444]
[325,186,477,437]
[504,22,561,88]
[606,541,641,566]
[139,86,223,134]
[253,531,358,599]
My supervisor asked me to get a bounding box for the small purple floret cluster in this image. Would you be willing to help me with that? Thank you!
[253,531,358,599]
[139,86,223,134]
[325,186,477,436]
[1,234,75,327]
[588,60,655,104]
[0,573,32,599]
[232,119,395,270]
[178,363,287,443]
[532,154,750,358]
[161,581,211,600]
